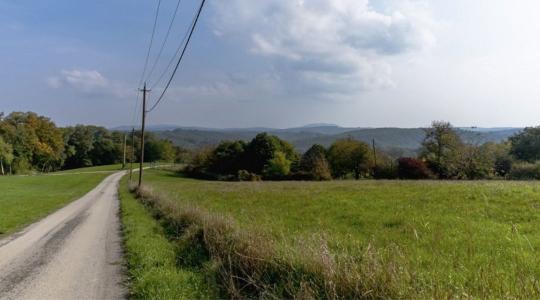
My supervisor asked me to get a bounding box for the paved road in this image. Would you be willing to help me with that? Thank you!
[0,171,126,300]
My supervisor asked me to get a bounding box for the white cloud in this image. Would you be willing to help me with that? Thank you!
[47,69,130,98]
[211,0,435,95]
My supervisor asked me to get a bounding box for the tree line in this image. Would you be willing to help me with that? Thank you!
[0,112,185,174]
[186,121,540,181]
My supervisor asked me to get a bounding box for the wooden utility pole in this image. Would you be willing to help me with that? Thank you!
[372,139,377,168]
[122,133,127,169]
[129,128,134,182]
[138,83,149,188]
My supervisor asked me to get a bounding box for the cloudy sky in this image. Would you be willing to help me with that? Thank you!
[2,0,540,128]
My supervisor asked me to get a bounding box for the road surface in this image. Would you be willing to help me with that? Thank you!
[0,171,126,300]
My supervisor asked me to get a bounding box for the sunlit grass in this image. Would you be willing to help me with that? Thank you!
[138,168,540,298]
[118,176,216,299]
[0,172,110,236]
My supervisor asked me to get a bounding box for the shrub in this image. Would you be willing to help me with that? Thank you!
[237,170,261,181]
[299,144,332,181]
[184,147,218,179]
[397,157,433,179]
[495,156,513,177]
[373,163,398,179]
[507,162,540,180]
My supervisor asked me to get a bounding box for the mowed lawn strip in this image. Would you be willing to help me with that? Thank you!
[140,168,540,298]
[118,175,216,299]
[0,173,109,237]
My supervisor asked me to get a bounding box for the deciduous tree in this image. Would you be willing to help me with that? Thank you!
[420,121,463,179]
[327,138,370,179]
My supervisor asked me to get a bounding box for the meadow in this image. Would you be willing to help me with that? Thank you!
[129,168,540,298]
[0,170,111,237]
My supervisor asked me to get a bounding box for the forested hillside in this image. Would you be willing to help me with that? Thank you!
[155,126,521,153]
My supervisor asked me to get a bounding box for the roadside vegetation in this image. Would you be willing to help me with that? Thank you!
[119,175,217,299]
[0,172,110,237]
[128,168,540,298]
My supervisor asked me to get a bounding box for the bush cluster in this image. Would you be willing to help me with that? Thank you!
[185,122,540,181]
[397,157,433,179]
[187,133,379,181]
[507,162,540,180]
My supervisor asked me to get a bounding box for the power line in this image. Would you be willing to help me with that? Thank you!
[145,0,183,84]
[149,5,197,90]
[138,0,162,89]
[147,0,206,113]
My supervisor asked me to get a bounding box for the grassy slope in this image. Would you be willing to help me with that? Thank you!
[0,173,110,236]
[54,164,125,173]
[118,176,216,299]
[141,169,540,298]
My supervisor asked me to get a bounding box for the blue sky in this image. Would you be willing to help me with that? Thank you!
[3,0,540,128]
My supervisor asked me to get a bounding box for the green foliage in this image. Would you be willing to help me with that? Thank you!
[263,151,292,178]
[0,136,14,175]
[459,144,494,179]
[483,142,513,177]
[510,127,540,162]
[207,140,246,175]
[372,162,398,179]
[299,144,332,180]
[420,121,464,178]
[507,161,540,180]
[63,125,122,169]
[327,138,370,179]
[0,112,64,173]
[0,111,178,172]
[144,136,176,162]
[243,133,299,174]
[187,133,299,180]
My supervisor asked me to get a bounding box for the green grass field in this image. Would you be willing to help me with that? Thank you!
[0,172,111,237]
[134,168,540,298]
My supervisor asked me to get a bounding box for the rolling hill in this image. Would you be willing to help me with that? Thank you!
[150,125,522,154]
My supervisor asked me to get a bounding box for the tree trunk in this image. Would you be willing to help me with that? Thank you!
[0,159,4,176]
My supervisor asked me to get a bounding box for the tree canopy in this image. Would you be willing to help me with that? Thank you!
[420,121,463,179]
[509,127,540,162]
[327,138,371,179]
[0,111,181,174]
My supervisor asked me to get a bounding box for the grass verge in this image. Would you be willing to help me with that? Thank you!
[118,175,216,299]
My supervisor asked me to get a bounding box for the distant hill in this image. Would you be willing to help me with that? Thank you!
[151,125,522,154]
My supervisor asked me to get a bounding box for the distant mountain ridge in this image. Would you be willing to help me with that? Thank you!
[132,124,523,154]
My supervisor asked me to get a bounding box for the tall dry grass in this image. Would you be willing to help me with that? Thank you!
[130,183,411,299]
